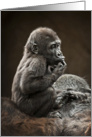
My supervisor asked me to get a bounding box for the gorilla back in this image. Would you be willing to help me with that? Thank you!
[49,74,91,120]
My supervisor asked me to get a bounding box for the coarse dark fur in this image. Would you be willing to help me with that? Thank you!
[2,74,91,136]
[11,27,67,117]
[48,74,91,118]
[48,74,91,136]
[11,27,87,117]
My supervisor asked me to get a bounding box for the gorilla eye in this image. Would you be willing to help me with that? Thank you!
[51,44,56,49]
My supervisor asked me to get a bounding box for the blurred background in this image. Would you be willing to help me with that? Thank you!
[1,11,91,97]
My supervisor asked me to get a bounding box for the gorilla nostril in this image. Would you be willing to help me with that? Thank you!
[57,53,61,56]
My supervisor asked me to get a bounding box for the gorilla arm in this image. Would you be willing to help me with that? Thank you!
[12,57,66,116]
[19,57,65,94]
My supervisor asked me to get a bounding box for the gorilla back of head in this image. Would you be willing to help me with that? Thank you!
[53,74,90,91]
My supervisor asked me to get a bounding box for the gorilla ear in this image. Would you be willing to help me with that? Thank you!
[31,43,38,54]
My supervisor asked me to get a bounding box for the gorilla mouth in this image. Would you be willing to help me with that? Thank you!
[55,57,66,65]
[48,57,66,66]
[60,59,66,65]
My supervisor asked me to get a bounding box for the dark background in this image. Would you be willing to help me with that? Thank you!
[1,11,91,97]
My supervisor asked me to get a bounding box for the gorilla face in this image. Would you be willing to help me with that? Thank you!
[25,27,66,66]
[46,39,66,65]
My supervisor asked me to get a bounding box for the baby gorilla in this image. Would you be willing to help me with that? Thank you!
[11,27,67,117]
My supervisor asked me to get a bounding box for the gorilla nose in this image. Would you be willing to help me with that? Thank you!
[57,53,61,56]
[56,51,65,59]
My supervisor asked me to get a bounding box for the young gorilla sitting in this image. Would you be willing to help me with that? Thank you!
[11,27,67,117]
[11,27,87,117]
